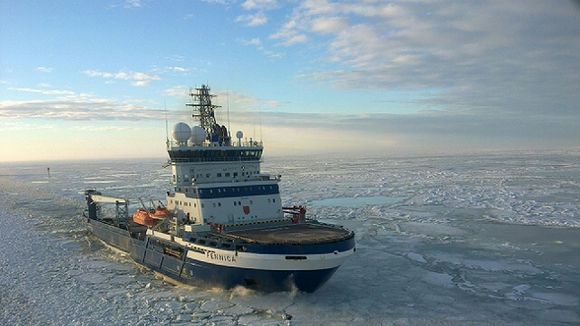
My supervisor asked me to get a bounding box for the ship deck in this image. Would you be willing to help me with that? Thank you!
[224,222,353,245]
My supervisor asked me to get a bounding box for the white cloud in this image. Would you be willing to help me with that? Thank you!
[271,0,580,120]
[270,18,308,46]
[201,0,233,5]
[165,66,189,73]
[36,66,53,73]
[236,12,268,26]
[242,38,262,46]
[1,85,168,121]
[8,87,75,97]
[241,0,277,11]
[311,16,348,34]
[240,38,284,59]
[83,69,161,87]
[164,86,189,97]
[125,0,142,8]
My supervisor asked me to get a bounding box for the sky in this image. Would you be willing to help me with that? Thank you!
[1,0,579,162]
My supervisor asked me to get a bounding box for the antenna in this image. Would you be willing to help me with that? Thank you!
[164,99,169,148]
[259,109,262,142]
[227,91,231,138]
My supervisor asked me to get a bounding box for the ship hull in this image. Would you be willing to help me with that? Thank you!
[87,218,352,293]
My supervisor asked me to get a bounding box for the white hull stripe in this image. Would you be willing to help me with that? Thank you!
[166,235,353,271]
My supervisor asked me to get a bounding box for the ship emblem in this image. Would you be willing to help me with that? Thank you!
[243,206,250,215]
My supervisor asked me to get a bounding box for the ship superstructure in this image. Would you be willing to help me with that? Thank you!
[84,85,355,292]
[167,86,282,230]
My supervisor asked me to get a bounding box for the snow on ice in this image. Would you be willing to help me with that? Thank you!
[1,153,579,325]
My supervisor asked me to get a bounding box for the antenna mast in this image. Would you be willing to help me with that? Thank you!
[227,91,231,139]
[186,85,220,136]
[164,99,169,148]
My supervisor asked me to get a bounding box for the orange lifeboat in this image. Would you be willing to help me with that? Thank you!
[151,206,170,219]
[132,208,159,227]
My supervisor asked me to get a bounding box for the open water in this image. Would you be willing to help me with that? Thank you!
[1,152,579,325]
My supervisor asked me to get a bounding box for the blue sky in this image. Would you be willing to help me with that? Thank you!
[1,0,579,161]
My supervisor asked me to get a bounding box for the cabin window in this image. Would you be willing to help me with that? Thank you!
[233,172,238,177]
[218,202,221,207]
[213,203,216,208]
[233,202,237,206]
[273,198,276,203]
[206,173,210,178]
[217,173,222,177]
[201,203,204,208]
[225,173,230,177]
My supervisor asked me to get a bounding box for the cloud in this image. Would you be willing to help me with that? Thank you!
[1,86,167,121]
[36,66,53,73]
[8,87,75,97]
[228,110,580,155]
[311,16,348,34]
[236,12,268,26]
[83,69,161,87]
[164,85,189,97]
[201,0,233,5]
[165,66,189,73]
[241,0,277,11]
[125,0,142,8]
[240,38,284,59]
[271,0,580,121]
[242,38,262,46]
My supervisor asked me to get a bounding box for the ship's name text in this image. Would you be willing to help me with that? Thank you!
[206,250,237,262]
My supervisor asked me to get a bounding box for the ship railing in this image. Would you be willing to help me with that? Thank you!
[169,156,261,163]
[283,206,307,224]
[167,139,263,149]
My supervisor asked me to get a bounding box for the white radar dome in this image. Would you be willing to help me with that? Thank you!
[236,130,244,139]
[173,122,191,143]
[190,126,206,145]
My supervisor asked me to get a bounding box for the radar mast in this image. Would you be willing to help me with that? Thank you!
[186,85,230,145]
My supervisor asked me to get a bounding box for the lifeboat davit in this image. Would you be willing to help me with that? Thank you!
[132,206,170,227]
